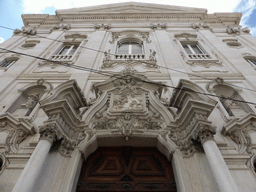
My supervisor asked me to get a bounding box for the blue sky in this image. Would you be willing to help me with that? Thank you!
[0,0,256,43]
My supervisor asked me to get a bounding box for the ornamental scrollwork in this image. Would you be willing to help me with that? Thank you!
[0,114,35,153]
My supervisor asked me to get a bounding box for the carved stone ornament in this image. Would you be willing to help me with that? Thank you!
[222,113,256,154]
[0,153,8,175]
[40,80,87,156]
[0,113,35,153]
[168,79,217,157]
[94,24,111,30]
[39,124,59,144]
[192,23,200,29]
[101,59,159,70]
[64,33,87,41]
[13,29,22,35]
[226,26,240,35]
[101,48,158,69]
[242,27,250,33]
[109,33,119,43]
[82,67,174,139]
[150,23,166,30]
[53,24,71,30]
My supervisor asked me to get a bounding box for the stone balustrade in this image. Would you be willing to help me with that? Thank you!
[114,54,145,59]
[51,55,73,60]
[188,54,211,60]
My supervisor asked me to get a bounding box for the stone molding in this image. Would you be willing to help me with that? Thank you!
[101,49,158,69]
[81,68,174,140]
[222,113,256,154]
[0,113,35,153]
[39,124,58,144]
[40,80,87,156]
[169,79,217,157]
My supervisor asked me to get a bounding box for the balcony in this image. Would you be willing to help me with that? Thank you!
[51,55,73,60]
[114,54,145,60]
[188,54,211,60]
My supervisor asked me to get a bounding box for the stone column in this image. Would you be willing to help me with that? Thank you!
[198,128,239,192]
[12,128,56,192]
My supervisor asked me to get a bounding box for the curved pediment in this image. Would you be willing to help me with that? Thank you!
[81,68,174,136]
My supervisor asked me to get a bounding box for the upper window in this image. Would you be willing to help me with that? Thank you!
[116,41,143,55]
[51,43,80,60]
[56,44,79,56]
[245,58,256,67]
[182,44,204,55]
[0,58,18,68]
[181,42,211,60]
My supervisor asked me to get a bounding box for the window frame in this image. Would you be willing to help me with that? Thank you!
[116,39,144,55]
[56,44,79,56]
[0,58,18,68]
[245,57,256,67]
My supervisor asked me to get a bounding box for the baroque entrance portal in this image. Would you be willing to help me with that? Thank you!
[76,147,177,192]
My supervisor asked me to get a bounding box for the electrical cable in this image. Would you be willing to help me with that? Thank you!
[1,25,256,93]
[1,47,256,106]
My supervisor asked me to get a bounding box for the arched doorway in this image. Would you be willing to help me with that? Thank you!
[76,147,177,192]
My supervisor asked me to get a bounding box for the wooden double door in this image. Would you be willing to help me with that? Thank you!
[77,147,177,192]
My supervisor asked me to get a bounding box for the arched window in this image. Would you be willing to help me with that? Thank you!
[116,40,143,55]
[213,85,253,117]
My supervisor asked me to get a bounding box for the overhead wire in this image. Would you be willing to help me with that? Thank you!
[1,47,256,106]
[1,25,256,93]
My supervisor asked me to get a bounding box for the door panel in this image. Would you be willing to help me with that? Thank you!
[77,147,177,191]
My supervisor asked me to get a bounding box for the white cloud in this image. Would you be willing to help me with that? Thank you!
[234,0,256,26]
[22,0,242,14]
[250,27,256,37]
[0,37,4,44]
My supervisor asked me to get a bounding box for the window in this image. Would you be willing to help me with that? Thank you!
[117,41,143,55]
[245,58,256,67]
[0,58,18,68]
[181,42,211,60]
[56,44,78,56]
[51,43,80,60]
[214,85,253,117]
[182,44,204,55]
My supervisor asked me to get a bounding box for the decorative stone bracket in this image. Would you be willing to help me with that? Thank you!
[169,79,217,157]
[0,113,35,153]
[222,113,256,154]
[40,80,88,156]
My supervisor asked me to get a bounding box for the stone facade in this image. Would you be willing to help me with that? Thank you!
[0,2,256,192]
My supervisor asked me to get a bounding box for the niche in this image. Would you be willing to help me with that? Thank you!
[7,85,46,117]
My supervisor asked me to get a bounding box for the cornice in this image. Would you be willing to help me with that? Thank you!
[21,3,241,26]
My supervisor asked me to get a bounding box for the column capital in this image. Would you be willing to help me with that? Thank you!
[39,124,59,145]
[196,124,216,144]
